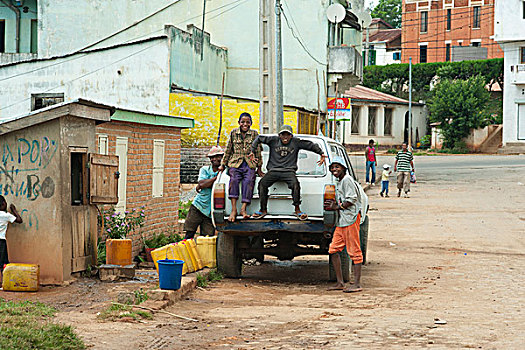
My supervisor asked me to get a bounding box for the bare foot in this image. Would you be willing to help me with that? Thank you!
[343,284,363,293]
[327,283,345,291]
[228,210,237,222]
[240,210,250,219]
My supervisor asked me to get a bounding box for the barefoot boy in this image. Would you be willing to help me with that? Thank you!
[249,125,327,221]
[219,112,263,222]
[326,156,363,293]
[0,196,23,281]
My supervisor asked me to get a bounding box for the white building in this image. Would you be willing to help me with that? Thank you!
[339,85,427,146]
[367,29,402,66]
[494,0,525,153]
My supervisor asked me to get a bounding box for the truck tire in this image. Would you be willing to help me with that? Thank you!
[217,232,242,278]
[329,248,350,282]
[359,215,369,264]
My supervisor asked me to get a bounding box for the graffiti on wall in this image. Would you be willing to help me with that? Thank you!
[0,137,57,200]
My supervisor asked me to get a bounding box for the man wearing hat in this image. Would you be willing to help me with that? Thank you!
[326,156,363,293]
[249,125,327,220]
[183,145,224,239]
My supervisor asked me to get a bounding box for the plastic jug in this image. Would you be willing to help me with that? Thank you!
[2,263,40,292]
[106,239,132,266]
[196,236,217,268]
[181,240,200,271]
[177,241,195,273]
[186,239,204,270]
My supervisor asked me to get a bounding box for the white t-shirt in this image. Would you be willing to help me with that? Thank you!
[0,211,16,240]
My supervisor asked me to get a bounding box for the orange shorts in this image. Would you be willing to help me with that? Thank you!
[328,213,363,264]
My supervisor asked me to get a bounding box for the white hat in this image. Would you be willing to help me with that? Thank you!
[383,164,390,169]
[207,145,224,157]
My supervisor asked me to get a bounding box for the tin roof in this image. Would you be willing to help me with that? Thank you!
[343,86,425,106]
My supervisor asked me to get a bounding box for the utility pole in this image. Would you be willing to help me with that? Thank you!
[408,57,413,148]
[259,0,276,133]
[365,25,369,67]
[275,0,284,130]
[201,0,206,61]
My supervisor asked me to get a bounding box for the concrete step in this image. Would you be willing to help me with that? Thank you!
[498,142,525,154]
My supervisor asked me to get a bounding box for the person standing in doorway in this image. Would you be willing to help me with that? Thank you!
[365,139,377,185]
[394,142,415,198]
[183,146,224,239]
[219,112,263,222]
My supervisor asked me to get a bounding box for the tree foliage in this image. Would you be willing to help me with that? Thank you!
[429,75,490,148]
[362,58,504,102]
[371,0,402,28]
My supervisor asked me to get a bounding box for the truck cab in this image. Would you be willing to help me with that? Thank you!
[211,134,369,279]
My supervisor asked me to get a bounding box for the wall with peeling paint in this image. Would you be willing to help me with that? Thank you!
[169,92,298,147]
[0,37,170,119]
[35,0,332,112]
[0,0,38,54]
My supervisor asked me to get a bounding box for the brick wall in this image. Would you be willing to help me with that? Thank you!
[180,146,211,183]
[402,0,502,63]
[96,121,182,256]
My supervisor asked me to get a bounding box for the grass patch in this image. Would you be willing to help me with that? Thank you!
[197,268,224,288]
[0,298,85,350]
[97,303,153,322]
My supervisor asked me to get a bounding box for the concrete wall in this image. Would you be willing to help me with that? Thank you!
[0,0,38,53]
[494,0,525,42]
[168,25,227,95]
[95,121,183,256]
[341,102,427,146]
[170,92,298,147]
[371,42,401,66]
[0,37,170,119]
[1,118,63,285]
[500,41,525,145]
[35,0,345,112]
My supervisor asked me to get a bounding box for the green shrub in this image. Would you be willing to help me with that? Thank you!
[178,201,192,220]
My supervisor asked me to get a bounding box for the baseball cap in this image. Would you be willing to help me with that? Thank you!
[278,125,293,135]
[383,164,390,169]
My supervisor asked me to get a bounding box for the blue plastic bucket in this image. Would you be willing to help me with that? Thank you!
[158,259,184,290]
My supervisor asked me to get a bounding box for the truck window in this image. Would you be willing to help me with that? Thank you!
[260,142,326,176]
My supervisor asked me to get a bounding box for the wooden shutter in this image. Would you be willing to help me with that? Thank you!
[152,140,165,197]
[89,154,119,204]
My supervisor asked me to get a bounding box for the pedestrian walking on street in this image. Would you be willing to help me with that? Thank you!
[325,156,363,293]
[380,164,392,197]
[365,139,377,185]
[183,146,224,239]
[219,112,263,222]
[249,125,327,221]
[394,142,415,198]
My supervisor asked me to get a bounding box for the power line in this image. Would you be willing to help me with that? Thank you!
[280,3,327,66]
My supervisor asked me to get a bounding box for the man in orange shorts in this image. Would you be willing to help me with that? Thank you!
[326,156,363,293]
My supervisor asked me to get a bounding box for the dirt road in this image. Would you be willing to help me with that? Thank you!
[50,156,525,348]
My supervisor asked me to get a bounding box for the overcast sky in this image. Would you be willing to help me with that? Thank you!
[365,0,378,9]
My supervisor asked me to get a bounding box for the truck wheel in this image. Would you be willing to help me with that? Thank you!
[359,215,369,264]
[329,248,350,283]
[217,232,242,278]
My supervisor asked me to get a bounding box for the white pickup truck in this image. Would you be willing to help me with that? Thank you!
[211,134,369,280]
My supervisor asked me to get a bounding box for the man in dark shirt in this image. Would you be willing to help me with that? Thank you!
[249,125,327,220]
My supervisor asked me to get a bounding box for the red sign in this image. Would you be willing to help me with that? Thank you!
[327,97,350,110]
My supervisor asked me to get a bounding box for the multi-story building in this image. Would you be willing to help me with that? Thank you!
[494,0,525,152]
[402,0,503,63]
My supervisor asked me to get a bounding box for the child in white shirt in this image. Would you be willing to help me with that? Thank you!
[0,195,23,282]
[380,164,392,197]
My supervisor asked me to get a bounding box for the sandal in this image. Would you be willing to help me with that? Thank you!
[252,211,267,219]
[295,212,308,221]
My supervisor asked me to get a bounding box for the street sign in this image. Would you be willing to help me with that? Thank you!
[327,97,352,121]
[327,97,350,110]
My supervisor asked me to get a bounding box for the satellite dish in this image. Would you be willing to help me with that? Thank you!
[326,3,346,24]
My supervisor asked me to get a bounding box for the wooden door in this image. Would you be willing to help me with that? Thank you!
[89,154,119,204]
[71,206,94,272]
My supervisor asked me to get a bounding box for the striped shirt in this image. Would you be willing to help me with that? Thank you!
[395,150,413,172]
[222,128,262,169]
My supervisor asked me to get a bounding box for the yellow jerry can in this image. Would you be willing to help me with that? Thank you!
[2,263,40,292]
[186,239,204,270]
[173,243,189,275]
[181,240,200,271]
[177,242,195,273]
[151,244,187,275]
[196,236,217,268]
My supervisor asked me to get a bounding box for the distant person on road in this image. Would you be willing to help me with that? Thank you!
[365,139,377,185]
[184,146,224,239]
[326,156,363,293]
[0,195,23,283]
[249,125,327,221]
[219,112,263,222]
[380,164,392,197]
[394,142,415,198]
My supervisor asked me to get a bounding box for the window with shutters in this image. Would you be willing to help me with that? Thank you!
[368,107,377,135]
[384,108,393,136]
[98,135,108,155]
[115,137,128,213]
[351,107,360,135]
[152,140,165,198]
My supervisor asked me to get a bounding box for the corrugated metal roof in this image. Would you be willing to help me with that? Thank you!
[366,29,401,44]
[343,85,424,106]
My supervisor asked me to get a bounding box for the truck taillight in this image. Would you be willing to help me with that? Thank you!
[324,184,336,210]
[214,183,225,209]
